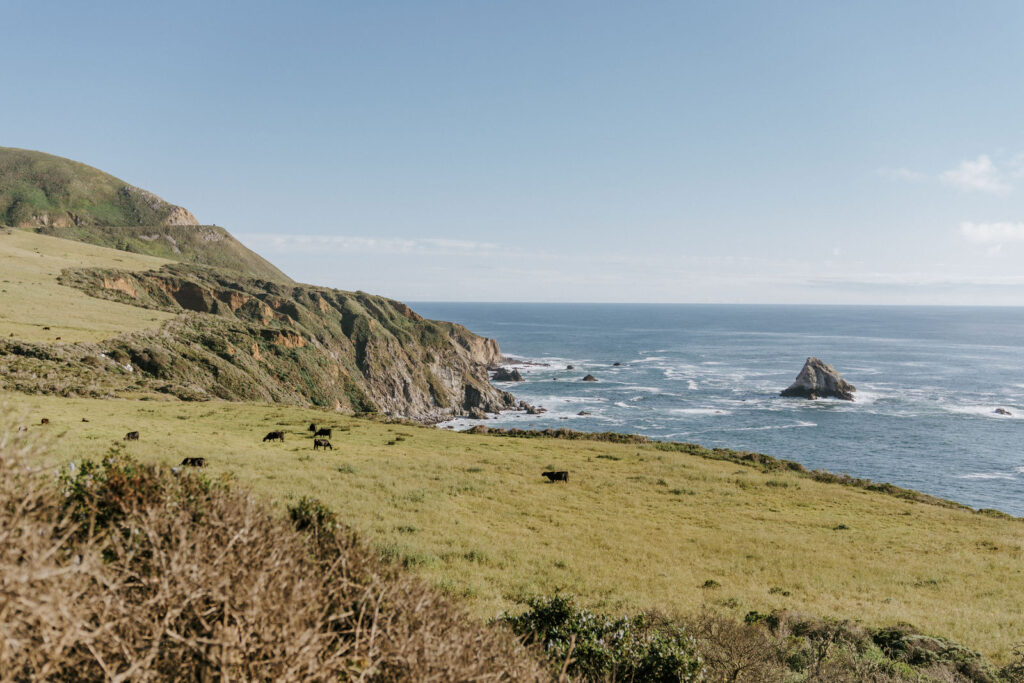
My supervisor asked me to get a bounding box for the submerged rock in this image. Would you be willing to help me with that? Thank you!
[995,408,1012,416]
[491,367,524,382]
[781,357,856,401]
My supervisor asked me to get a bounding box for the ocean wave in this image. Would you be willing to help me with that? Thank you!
[669,408,731,416]
[721,421,817,432]
[957,472,1016,480]
[943,404,1021,419]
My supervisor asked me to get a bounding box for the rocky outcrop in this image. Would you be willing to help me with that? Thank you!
[995,408,1012,416]
[491,367,524,382]
[781,357,856,401]
[581,374,598,382]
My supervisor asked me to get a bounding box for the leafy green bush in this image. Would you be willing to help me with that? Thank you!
[497,595,703,681]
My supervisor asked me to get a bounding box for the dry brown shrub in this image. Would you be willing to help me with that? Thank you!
[0,421,549,682]
[683,610,784,682]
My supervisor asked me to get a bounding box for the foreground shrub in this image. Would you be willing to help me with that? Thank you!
[497,595,703,681]
[0,425,549,681]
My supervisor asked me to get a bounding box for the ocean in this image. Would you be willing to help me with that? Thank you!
[410,303,1024,516]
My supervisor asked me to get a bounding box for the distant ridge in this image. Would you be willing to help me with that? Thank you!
[0,147,291,283]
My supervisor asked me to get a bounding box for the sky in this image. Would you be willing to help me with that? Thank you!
[4,0,1024,305]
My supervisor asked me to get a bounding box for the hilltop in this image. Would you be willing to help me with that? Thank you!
[0,147,290,282]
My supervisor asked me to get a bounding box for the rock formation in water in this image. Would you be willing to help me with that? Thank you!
[780,357,856,401]
[491,367,524,382]
[581,374,598,382]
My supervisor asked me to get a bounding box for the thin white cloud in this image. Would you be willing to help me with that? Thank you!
[876,167,926,182]
[959,221,1024,244]
[807,272,1024,288]
[236,233,502,256]
[940,155,1011,194]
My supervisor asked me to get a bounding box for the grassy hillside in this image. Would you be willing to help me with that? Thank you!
[0,147,291,282]
[0,228,175,342]
[7,392,1022,663]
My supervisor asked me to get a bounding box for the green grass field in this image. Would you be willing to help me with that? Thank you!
[6,391,1022,663]
[0,228,174,343]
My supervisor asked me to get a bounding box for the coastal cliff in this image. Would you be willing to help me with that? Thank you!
[0,263,514,421]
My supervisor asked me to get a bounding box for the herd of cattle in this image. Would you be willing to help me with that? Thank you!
[38,417,570,483]
[263,423,333,450]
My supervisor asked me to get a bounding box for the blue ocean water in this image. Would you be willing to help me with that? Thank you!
[411,303,1024,516]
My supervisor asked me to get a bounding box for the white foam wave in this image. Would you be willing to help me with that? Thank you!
[944,404,1021,419]
[687,380,699,390]
[723,421,817,432]
[957,472,1016,480]
[669,408,732,416]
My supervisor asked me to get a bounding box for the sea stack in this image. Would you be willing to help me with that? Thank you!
[781,357,856,401]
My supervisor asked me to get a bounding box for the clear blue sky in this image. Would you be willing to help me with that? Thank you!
[5,1,1024,304]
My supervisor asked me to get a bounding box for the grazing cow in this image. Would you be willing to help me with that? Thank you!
[181,457,206,467]
[124,431,139,441]
[81,418,89,423]
[40,418,50,425]
[263,431,285,442]
[542,471,569,483]
[313,439,332,451]
[314,427,332,438]
[308,423,317,432]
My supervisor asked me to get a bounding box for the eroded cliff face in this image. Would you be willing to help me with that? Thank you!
[5,264,517,421]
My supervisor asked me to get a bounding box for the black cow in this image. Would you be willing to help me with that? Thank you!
[308,423,318,432]
[181,457,206,467]
[314,427,332,438]
[124,431,139,441]
[263,431,285,442]
[40,418,50,425]
[313,439,332,451]
[542,471,568,482]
